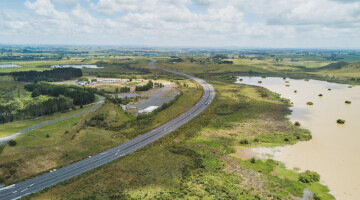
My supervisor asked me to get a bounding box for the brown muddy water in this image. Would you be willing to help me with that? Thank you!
[236,76,360,200]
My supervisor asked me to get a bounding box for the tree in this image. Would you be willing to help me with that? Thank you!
[31,88,40,98]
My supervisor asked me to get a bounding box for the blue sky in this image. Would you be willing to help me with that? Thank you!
[1,0,360,48]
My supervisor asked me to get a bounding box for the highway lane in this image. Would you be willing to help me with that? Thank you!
[0,61,215,200]
[0,95,105,145]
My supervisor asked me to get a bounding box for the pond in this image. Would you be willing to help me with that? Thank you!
[0,64,21,68]
[236,76,360,200]
[51,65,104,69]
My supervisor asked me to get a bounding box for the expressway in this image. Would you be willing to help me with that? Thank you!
[0,61,215,200]
[0,96,105,145]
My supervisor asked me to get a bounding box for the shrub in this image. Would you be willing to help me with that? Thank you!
[294,121,301,126]
[298,170,320,183]
[8,139,17,146]
[306,102,314,106]
[250,157,256,163]
[254,138,259,142]
[328,88,332,91]
[258,81,262,83]
[313,193,321,200]
[31,88,40,98]
[285,85,290,87]
[294,90,297,93]
[284,138,289,142]
[239,139,249,145]
[345,100,351,104]
[337,119,345,124]
[318,94,323,97]
[46,134,50,138]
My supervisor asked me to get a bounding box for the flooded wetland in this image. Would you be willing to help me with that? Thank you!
[236,77,360,200]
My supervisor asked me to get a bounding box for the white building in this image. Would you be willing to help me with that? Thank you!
[77,81,88,86]
[138,106,159,114]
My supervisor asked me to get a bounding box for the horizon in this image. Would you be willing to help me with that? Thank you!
[1,43,359,51]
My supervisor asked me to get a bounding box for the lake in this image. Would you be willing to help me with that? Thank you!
[0,64,21,68]
[51,65,104,69]
[236,76,360,200]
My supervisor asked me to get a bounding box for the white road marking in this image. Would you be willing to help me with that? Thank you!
[21,188,28,193]
[115,150,120,155]
[0,184,15,191]
[29,184,34,187]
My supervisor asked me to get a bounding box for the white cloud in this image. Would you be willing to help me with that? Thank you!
[1,0,360,47]
[52,0,81,7]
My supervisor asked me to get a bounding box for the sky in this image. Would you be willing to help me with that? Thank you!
[1,0,360,48]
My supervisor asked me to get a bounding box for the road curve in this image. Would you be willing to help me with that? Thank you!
[0,61,215,200]
[0,95,105,145]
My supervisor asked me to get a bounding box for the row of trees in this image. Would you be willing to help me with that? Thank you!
[114,87,130,93]
[11,68,82,82]
[0,97,71,124]
[135,80,154,91]
[106,95,135,105]
[25,83,96,106]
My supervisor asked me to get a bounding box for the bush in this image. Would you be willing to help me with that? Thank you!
[294,121,301,126]
[328,88,332,91]
[8,139,17,146]
[294,90,297,93]
[313,193,321,200]
[306,102,314,106]
[337,119,345,124]
[284,138,289,142]
[318,94,323,97]
[250,157,256,163]
[239,139,249,145]
[46,134,50,138]
[298,170,320,183]
[31,88,40,98]
[345,100,351,104]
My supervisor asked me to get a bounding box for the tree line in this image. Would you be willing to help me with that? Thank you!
[10,68,82,82]
[114,87,130,93]
[135,80,154,91]
[25,83,96,106]
[0,97,71,124]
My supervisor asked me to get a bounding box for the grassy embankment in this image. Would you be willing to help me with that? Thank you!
[0,73,201,186]
[26,61,333,199]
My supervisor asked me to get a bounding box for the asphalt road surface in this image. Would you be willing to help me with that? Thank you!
[0,61,215,200]
[0,95,105,145]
